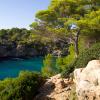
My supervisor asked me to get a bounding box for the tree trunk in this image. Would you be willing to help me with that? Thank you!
[69,29,80,57]
[74,40,79,57]
[74,30,80,57]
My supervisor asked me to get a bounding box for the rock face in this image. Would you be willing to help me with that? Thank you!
[0,43,68,58]
[0,44,43,58]
[74,60,100,100]
[52,50,62,57]
[34,74,73,100]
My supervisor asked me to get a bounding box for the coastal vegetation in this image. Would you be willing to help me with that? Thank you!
[0,71,45,100]
[39,0,100,77]
[0,27,68,58]
[0,0,100,99]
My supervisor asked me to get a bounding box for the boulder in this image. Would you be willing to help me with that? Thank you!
[74,60,100,100]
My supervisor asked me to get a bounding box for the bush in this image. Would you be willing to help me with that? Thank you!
[62,43,100,78]
[61,61,75,78]
[0,71,45,100]
[56,44,75,72]
[58,44,75,78]
[42,54,57,77]
[74,43,100,68]
[56,57,65,72]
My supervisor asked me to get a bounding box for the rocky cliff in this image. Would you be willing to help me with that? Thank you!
[0,44,47,58]
[0,43,68,58]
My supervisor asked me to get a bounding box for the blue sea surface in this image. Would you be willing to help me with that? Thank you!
[0,57,43,79]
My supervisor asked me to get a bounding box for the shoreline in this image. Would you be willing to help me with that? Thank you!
[0,56,44,61]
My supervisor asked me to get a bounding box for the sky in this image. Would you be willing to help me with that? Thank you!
[0,0,50,29]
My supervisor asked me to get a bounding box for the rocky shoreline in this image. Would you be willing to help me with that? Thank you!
[0,44,47,58]
[0,43,68,59]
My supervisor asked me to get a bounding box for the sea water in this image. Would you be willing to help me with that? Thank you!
[0,57,43,79]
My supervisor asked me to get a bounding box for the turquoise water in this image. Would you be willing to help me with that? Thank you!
[0,57,43,79]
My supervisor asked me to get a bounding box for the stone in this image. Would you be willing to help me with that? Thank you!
[34,74,73,100]
[74,60,100,100]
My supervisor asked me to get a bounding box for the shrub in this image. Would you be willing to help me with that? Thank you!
[41,54,57,77]
[61,61,75,78]
[57,44,75,78]
[62,43,100,78]
[0,71,45,100]
[74,43,100,68]
[56,44,75,72]
[56,57,65,72]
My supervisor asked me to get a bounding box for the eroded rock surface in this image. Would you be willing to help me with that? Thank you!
[34,74,73,100]
[74,60,100,100]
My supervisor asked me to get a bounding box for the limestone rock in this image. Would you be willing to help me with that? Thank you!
[34,74,73,100]
[0,44,39,58]
[74,60,100,100]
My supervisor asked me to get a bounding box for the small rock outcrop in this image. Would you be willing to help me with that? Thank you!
[74,60,100,100]
[34,74,73,100]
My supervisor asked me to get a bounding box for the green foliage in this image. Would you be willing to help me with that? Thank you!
[56,44,75,72]
[41,45,75,77]
[36,10,57,23]
[64,44,75,65]
[0,27,68,56]
[30,22,38,29]
[74,43,100,68]
[62,42,100,78]
[0,28,31,44]
[41,44,75,77]
[56,57,65,72]
[33,0,100,57]
[42,54,57,77]
[0,71,45,100]
[61,61,75,78]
